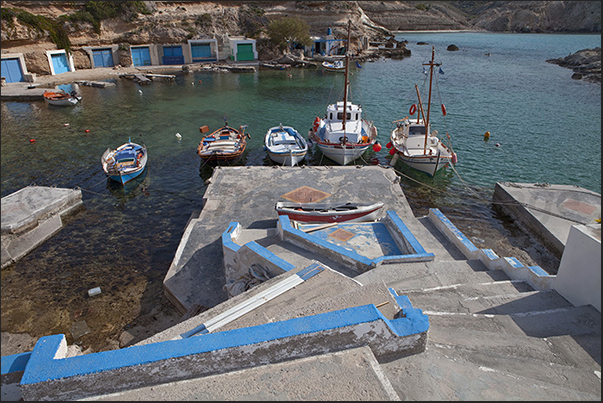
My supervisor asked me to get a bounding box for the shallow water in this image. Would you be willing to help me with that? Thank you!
[1,32,600,352]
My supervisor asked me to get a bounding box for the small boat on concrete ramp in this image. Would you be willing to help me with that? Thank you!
[275,201,384,223]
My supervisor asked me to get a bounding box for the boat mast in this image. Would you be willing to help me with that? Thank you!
[422,46,437,152]
[341,19,351,139]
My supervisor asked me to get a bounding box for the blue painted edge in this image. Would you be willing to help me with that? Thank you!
[528,265,550,277]
[387,288,430,336]
[246,241,296,272]
[386,210,427,254]
[429,208,479,253]
[279,215,374,267]
[374,253,435,264]
[482,248,499,260]
[1,351,31,375]
[222,222,241,252]
[504,256,524,268]
[21,301,426,385]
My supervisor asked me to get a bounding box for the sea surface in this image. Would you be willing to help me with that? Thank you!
[1,32,601,352]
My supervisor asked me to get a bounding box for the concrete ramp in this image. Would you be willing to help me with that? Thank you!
[1,186,83,268]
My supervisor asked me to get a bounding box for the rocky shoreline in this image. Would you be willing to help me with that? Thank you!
[546,47,602,83]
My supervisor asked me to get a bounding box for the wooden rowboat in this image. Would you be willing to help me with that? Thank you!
[275,201,384,223]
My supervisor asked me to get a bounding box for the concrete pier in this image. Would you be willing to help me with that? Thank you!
[1,168,600,401]
[1,186,83,269]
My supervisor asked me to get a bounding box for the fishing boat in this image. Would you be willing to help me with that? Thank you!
[386,46,457,177]
[43,90,81,106]
[197,121,249,164]
[275,201,384,224]
[264,124,308,166]
[322,59,345,72]
[101,138,147,185]
[309,21,378,165]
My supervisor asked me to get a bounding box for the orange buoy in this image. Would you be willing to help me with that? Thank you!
[409,104,417,115]
[372,143,382,152]
[29,139,36,143]
[441,104,447,116]
[85,129,90,133]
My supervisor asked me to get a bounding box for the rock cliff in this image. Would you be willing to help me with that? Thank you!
[1,1,600,76]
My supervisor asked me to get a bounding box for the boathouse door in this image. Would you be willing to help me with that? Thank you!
[51,53,70,74]
[92,49,114,68]
[162,45,184,65]
[131,46,151,66]
[1,57,25,83]
[236,43,254,61]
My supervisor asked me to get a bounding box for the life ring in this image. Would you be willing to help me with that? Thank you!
[409,104,417,115]
[313,117,320,132]
[441,104,447,116]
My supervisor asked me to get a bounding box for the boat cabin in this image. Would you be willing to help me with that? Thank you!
[325,101,362,122]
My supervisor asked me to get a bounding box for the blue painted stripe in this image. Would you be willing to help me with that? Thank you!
[528,266,550,277]
[222,222,241,252]
[373,253,435,264]
[21,304,402,385]
[430,208,478,253]
[504,256,524,268]
[1,351,31,374]
[296,262,324,280]
[481,248,499,260]
[386,211,427,254]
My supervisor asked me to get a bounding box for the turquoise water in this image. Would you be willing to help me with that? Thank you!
[1,33,600,350]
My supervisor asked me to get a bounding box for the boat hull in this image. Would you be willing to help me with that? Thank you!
[102,142,148,185]
[394,153,451,177]
[313,142,372,165]
[275,202,384,223]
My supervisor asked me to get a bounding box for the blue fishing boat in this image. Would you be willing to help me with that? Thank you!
[101,138,148,185]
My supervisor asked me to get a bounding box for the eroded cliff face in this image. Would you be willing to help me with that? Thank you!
[1,1,600,75]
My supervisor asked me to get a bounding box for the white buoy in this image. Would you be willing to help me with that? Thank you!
[138,89,143,95]
[175,132,182,140]
[88,287,101,297]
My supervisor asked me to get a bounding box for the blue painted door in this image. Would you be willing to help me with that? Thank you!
[162,46,184,65]
[1,58,25,83]
[131,47,151,66]
[191,43,212,61]
[51,53,70,74]
[92,49,114,68]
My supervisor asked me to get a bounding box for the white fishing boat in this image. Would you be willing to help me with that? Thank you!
[386,46,457,177]
[264,124,308,166]
[308,20,378,165]
[322,59,345,72]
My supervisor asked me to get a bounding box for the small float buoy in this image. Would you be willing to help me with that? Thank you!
[386,141,392,149]
[451,152,458,164]
[372,143,382,152]
[484,131,490,140]
[495,143,500,147]
[175,132,182,140]
[85,129,90,133]
[198,80,202,83]
[64,123,69,127]
[29,139,36,143]
[138,89,143,95]
[389,148,396,156]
